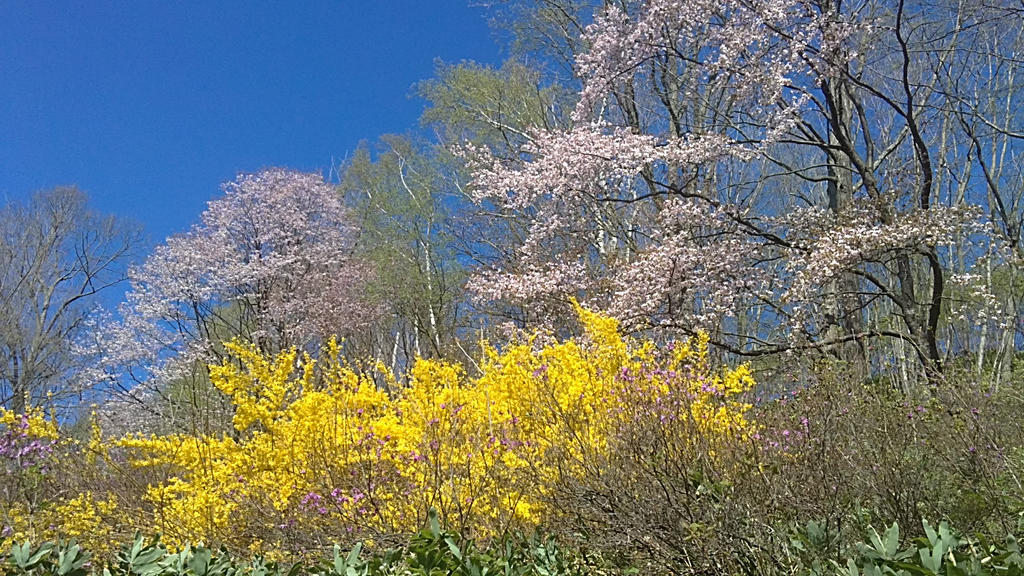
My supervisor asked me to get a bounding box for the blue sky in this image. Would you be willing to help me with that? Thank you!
[0,1,503,244]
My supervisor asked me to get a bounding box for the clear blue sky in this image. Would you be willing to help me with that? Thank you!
[0,1,503,244]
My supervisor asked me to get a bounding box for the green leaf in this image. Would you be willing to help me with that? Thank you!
[939,524,953,548]
[919,545,943,574]
[807,520,825,545]
[346,543,362,569]
[188,547,213,576]
[57,543,90,576]
[924,521,939,548]
[129,534,145,562]
[333,544,345,576]
[891,560,936,576]
[445,536,462,561]
[884,523,901,558]
[11,541,29,567]
[428,508,441,538]
[863,565,885,576]
[22,542,54,569]
[286,561,304,576]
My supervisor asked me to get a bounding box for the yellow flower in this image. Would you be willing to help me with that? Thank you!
[49,493,119,558]
[112,306,755,553]
[0,406,59,440]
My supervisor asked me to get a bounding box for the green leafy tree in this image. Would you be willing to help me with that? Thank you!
[341,136,467,371]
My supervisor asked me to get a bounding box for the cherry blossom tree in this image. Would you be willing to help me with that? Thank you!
[94,169,375,428]
[416,58,575,331]
[465,0,1022,386]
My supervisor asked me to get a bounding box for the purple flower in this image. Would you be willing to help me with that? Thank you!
[300,492,323,512]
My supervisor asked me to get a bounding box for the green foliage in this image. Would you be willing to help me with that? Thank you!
[417,60,570,148]
[834,520,1024,576]
[340,135,465,366]
[389,509,592,576]
[2,512,600,576]
[6,541,90,576]
[12,518,1021,576]
[2,535,293,576]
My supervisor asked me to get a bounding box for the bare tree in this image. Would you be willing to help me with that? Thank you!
[0,187,140,414]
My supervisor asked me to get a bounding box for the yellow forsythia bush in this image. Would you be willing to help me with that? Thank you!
[1,406,60,550]
[1,408,121,556]
[115,304,755,554]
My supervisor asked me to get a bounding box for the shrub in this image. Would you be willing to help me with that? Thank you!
[835,520,1024,576]
[111,304,755,557]
[0,510,601,576]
